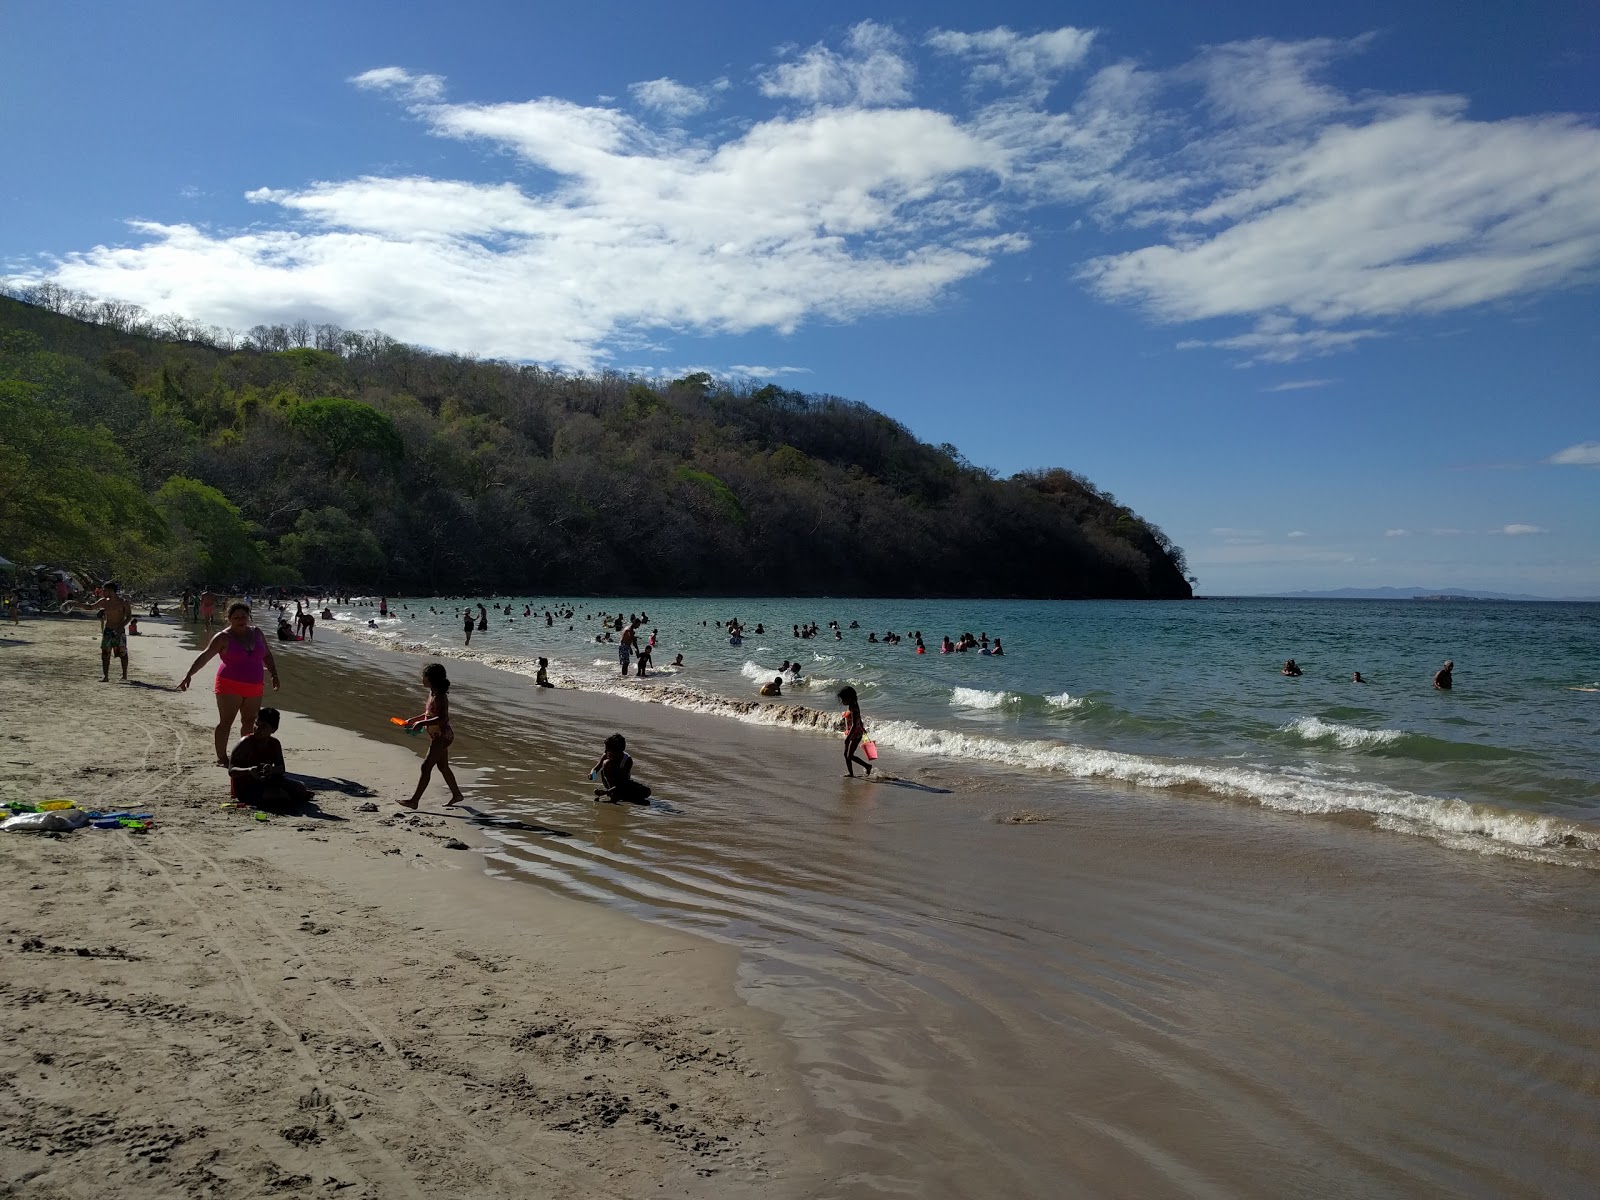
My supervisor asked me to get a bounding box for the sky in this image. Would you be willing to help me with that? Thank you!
[3,1,1597,596]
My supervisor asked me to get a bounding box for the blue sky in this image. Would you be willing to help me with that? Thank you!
[4,1,1597,595]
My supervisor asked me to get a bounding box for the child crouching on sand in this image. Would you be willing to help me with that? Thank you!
[401,662,465,809]
[228,708,313,810]
[592,733,652,804]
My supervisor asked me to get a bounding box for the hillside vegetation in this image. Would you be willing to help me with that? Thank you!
[0,288,1190,598]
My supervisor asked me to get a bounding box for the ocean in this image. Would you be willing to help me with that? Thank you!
[329,595,1600,866]
[253,596,1600,1197]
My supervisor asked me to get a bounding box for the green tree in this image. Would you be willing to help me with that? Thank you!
[0,379,167,570]
[278,506,386,582]
[154,475,264,582]
[285,396,402,469]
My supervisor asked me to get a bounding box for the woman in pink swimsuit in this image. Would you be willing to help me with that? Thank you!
[179,601,280,766]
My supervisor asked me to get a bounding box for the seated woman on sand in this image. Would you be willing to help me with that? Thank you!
[228,708,312,810]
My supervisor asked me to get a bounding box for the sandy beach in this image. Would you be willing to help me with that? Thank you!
[7,608,1599,1200]
[0,616,819,1198]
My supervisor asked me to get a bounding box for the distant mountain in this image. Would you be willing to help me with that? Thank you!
[1243,587,1600,602]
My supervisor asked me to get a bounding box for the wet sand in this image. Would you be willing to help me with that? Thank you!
[266,619,1600,1199]
[0,617,819,1198]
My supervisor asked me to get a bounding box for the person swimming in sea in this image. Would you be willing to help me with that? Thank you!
[1433,660,1453,690]
[1352,671,1365,683]
[760,676,783,697]
[1282,659,1303,676]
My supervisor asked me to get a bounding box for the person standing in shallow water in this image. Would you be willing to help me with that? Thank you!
[837,685,873,778]
[1434,660,1454,690]
[463,608,475,646]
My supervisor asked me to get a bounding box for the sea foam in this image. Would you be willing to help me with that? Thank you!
[950,687,1016,709]
[1280,716,1406,749]
[326,622,1597,865]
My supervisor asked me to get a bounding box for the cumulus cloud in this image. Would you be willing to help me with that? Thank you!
[760,21,913,106]
[1079,37,1600,360]
[349,66,445,102]
[927,25,1096,97]
[630,77,717,119]
[22,26,1600,370]
[1548,441,1600,466]
[45,72,1006,368]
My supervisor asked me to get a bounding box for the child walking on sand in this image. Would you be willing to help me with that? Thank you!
[591,733,652,804]
[838,685,874,777]
[401,662,465,808]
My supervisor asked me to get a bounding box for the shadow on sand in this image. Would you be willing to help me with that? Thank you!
[290,773,377,797]
[447,804,571,837]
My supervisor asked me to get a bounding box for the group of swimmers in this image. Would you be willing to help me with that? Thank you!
[1282,658,1456,688]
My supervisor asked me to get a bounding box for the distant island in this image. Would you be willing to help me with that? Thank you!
[0,287,1190,599]
[1245,587,1600,602]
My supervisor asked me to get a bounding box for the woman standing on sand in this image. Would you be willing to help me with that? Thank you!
[179,601,279,767]
[837,685,874,778]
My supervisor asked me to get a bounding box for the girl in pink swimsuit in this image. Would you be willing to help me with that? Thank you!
[400,662,464,808]
[179,602,280,766]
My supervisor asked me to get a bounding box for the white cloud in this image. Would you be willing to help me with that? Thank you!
[1385,529,1410,537]
[1178,317,1382,363]
[728,364,812,378]
[1493,523,1547,535]
[44,76,1008,369]
[349,66,444,102]
[629,77,714,120]
[1263,378,1333,392]
[1286,530,1308,537]
[759,21,913,107]
[25,30,1600,371]
[1079,38,1600,360]
[927,25,1096,97]
[1549,441,1600,466]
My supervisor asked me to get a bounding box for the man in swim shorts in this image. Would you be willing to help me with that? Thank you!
[68,580,133,681]
[618,619,637,676]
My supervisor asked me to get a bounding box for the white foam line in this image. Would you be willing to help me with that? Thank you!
[322,624,1598,863]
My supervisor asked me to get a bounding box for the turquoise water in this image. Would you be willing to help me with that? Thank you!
[333,596,1600,862]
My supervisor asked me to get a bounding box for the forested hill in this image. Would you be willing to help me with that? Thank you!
[0,291,1191,599]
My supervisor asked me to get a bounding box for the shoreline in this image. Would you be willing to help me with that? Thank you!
[0,615,823,1198]
[261,610,1600,1198]
[321,607,1599,867]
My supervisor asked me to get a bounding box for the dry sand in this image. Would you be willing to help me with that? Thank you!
[0,616,820,1198]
